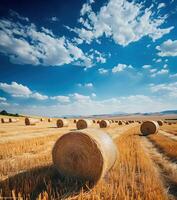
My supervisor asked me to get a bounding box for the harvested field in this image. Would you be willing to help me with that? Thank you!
[0,115,177,199]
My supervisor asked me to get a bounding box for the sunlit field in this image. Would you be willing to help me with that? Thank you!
[0,115,177,200]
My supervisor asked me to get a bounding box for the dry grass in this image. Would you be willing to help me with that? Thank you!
[0,126,168,200]
[161,124,177,136]
[141,137,177,199]
[0,134,59,159]
[148,133,177,161]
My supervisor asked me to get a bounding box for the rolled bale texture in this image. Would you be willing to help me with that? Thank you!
[56,119,69,128]
[140,120,159,136]
[76,119,93,130]
[25,117,40,126]
[52,128,117,184]
[157,120,163,126]
[9,118,19,123]
[1,118,9,123]
[99,120,110,128]
[118,121,123,125]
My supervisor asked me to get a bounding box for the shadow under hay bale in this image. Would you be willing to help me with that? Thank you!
[0,165,92,199]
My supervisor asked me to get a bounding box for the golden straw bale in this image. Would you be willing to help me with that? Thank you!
[56,119,69,128]
[25,117,40,126]
[140,120,159,136]
[48,118,52,122]
[76,119,93,130]
[1,118,9,123]
[118,121,123,125]
[99,120,110,128]
[9,118,19,123]
[52,128,117,184]
[157,120,163,126]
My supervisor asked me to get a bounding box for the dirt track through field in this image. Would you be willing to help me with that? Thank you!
[141,137,177,199]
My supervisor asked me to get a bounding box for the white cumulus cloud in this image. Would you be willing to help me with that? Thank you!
[0,82,48,100]
[112,64,133,73]
[151,69,169,77]
[50,95,70,103]
[98,68,109,74]
[0,97,7,101]
[69,0,173,46]
[0,16,92,68]
[150,82,177,98]
[156,39,177,57]
[142,65,151,69]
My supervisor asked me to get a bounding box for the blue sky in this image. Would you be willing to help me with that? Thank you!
[0,0,177,116]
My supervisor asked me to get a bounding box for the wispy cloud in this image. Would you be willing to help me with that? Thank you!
[98,68,109,74]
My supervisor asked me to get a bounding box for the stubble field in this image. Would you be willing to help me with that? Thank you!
[0,115,177,200]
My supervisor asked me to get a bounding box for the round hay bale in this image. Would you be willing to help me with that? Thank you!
[40,118,44,122]
[118,121,123,125]
[125,121,129,125]
[52,128,117,184]
[1,118,9,123]
[76,119,93,130]
[56,119,69,128]
[73,119,77,123]
[168,122,172,125]
[9,118,18,123]
[92,120,96,123]
[99,120,110,128]
[97,120,100,124]
[157,120,163,126]
[140,121,159,136]
[48,118,52,122]
[25,117,40,126]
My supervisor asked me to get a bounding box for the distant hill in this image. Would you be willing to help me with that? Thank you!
[58,110,177,118]
[160,110,177,115]
[0,110,20,117]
